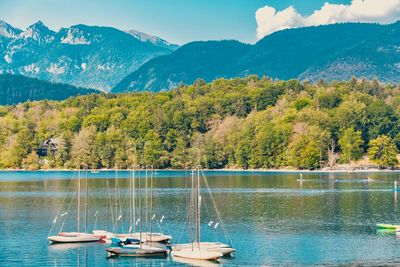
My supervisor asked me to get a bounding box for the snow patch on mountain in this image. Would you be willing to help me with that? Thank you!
[97,63,113,70]
[4,54,12,64]
[47,63,66,75]
[61,28,92,45]
[23,64,40,74]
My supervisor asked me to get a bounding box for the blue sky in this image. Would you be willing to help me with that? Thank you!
[0,0,353,44]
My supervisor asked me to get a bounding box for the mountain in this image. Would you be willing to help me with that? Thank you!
[127,29,179,50]
[112,40,251,92]
[0,20,178,92]
[0,74,98,105]
[112,22,400,93]
[0,20,22,38]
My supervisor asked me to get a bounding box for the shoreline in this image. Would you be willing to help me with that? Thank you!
[0,168,399,173]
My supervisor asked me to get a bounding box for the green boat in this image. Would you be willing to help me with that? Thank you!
[376,223,400,229]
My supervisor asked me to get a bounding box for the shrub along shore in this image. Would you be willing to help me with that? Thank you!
[0,76,399,170]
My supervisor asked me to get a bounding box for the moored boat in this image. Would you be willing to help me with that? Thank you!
[171,168,234,261]
[172,242,235,256]
[116,232,172,243]
[105,167,169,257]
[106,244,167,257]
[172,250,222,261]
[376,223,399,229]
[48,233,100,243]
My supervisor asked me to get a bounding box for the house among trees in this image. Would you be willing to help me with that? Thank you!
[37,138,59,157]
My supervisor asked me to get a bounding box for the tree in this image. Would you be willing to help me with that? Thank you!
[368,136,398,168]
[170,137,189,168]
[71,126,97,168]
[54,134,72,168]
[22,151,41,170]
[287,125,330,169]
[338,128,363,163]
[142,130,165,168]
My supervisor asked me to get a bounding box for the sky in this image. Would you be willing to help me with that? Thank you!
[1,0,398,44]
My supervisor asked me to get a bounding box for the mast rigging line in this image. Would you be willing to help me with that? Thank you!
[200,169,234,248]
[48,171,78,237]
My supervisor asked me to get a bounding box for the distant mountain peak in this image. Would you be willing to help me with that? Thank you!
[0,20,22,38]
[21,20,55,43]
[128,29,178,50]
[60,26,94,45]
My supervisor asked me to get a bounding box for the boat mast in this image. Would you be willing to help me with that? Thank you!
[139,167,143,248]
[129,168,133,235]
[145,167,148,236]
[77,168,81,233]
[115,169,118,231]
[133,166,136,234]
[187,170,191,249]
[84,167,88,233]
[196,167,201,249]
[149,166,153,242]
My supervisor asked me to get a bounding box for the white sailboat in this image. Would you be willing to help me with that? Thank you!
[172,242,235,256]
[172,168,233,261]
[106,167,168,257]
[48,169,101,243]
[96,168,171,243]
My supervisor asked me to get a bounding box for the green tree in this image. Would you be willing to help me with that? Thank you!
[22,151,41,170]
[71,126,97,168]
[338,128,364,163]
[142,130,165,168]
[287,125,330,169]
[368,136,398,168]
[170,137,189,168]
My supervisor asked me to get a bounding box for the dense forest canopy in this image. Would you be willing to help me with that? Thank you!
[0,76,399,170]
[0,74,98,105]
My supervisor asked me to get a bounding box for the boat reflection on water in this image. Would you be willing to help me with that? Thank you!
[173,256,220,267]
[106,256,172,266]
[376,228,396,235]
[49,243,90,267]
[48,241,103,251]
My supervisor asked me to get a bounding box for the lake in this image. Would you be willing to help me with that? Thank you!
[1,170,400,266]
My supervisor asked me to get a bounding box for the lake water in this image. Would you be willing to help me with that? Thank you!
[1,170,400,266]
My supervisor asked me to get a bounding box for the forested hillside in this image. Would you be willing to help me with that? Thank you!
[0,76,399,170]
[113,22,400,93]
[0,74,98,105]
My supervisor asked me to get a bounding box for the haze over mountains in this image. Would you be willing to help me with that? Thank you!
[0,20,178,92]
[112,22,400,93]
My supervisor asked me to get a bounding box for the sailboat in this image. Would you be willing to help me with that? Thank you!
[171,168,234,261]
[95,168,171,243]
[106,167,168,257]
[48,168,101,243]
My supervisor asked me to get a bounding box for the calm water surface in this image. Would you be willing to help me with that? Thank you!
[1,170,400,266]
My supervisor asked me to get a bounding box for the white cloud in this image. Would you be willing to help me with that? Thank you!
[256,0,400,40]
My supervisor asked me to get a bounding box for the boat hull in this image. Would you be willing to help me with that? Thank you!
[115,232,172,243]
[376,223,399,229]
[172,242,235,256]
[48,234,101,243]
[172,249,223,260]
[106,246,167,257]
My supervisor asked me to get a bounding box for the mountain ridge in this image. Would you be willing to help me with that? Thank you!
[0,20,179,92]
[112,22,400,93]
